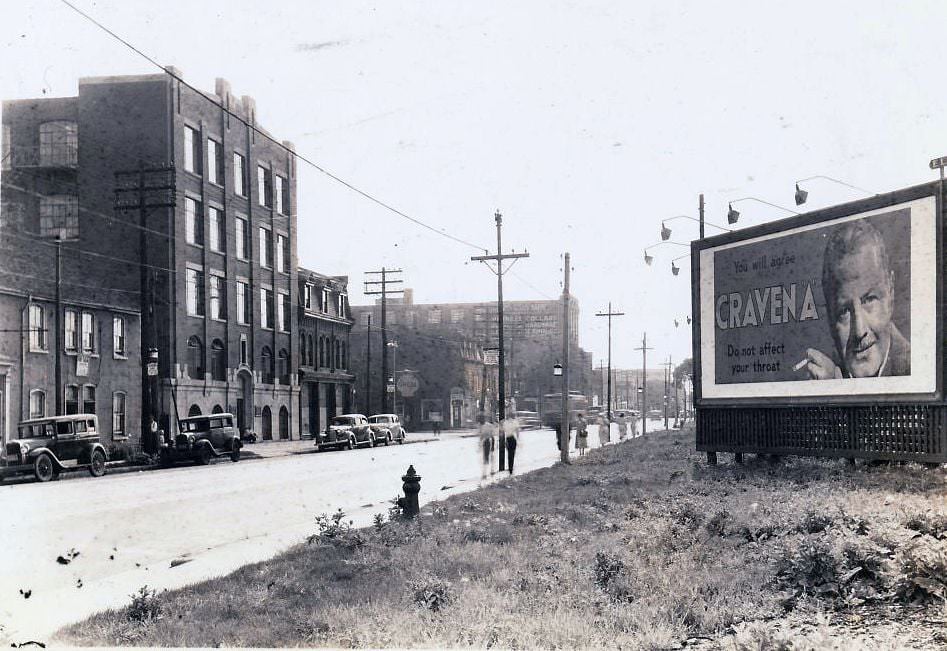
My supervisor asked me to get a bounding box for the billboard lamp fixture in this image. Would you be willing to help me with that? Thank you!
[728,197,800,225]
[660,223,671,241]
[660,215,732,239]
[794,176,876,206]
[644,250,654,266]
[794,183,809,206]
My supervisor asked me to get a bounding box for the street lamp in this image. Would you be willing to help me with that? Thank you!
[386,341,399,416]
[726,197,799,225]
[794,176,876,206]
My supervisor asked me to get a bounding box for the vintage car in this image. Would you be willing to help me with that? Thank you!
[2,414,108,482]
[515,410,542,430]
[316,414,374,451]
[159,413,242,466]
[367,413,406,445]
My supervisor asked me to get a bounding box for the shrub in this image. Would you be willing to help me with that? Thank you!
[776,540,840,595]
[705,509,732,537]
[308,509,364,550]
[126,585,163,623]
[593,550,625,589]
[671,501,704,532]
[462,520,514,545]
[798,510,834,534]
[409,576,454,612]
[903,512,947,540]
[893,537,947,603]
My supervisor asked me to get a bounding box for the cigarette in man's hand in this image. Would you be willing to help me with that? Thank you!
[793,358,809,372]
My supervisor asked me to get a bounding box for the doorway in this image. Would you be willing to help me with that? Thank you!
[236,370,252,435]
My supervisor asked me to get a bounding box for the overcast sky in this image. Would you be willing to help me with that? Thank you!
[3,1,945,370]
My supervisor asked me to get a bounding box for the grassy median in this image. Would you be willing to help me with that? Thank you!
[59,427,947,649]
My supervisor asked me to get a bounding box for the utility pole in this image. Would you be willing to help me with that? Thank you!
[55,235,62,414]
[114,165,175,451]
[560,252,571,464]
[663,355,673,430]
[634,333,653,436]
[595,302,624,419]
[699,193,705,239]
[470,210,529,471]
[364,314,372,415]
[364,268,403,412]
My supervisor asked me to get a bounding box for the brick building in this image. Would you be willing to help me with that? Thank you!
[2,68,302,443]
[297,268,354,436]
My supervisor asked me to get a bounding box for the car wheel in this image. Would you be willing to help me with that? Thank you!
[34,453,55,482]
[370,434,377,448]
[89,449,107,477]
[385,433,391,446]
[347,436,355,450]
[230,443,241,462]
[197,446,212,465]
[398,434,404,444]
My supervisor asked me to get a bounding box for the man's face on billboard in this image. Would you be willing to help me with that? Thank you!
[826,244,894,377]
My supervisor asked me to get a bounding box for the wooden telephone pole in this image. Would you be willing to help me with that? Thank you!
[470,210,529,471]
[559,252,571,463]
[634,333,654,436]
[595,302,624,420]
[364,268,403,413]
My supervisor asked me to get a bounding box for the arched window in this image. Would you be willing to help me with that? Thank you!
[188,404,202,417]
[307,334,314,367]
[212,404,224,414]
[187,335,204,380]
[29,389,46,419]
[261,346,274,384]
[334,339,341,369]
[341,342,346,370]
[278,349,289,385]
[299,332,307,366]
[261,406,272,440]
[278,405,289,440]
[211,339,226,381]
[319,337,326,368]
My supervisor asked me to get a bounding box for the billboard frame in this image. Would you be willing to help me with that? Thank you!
[692,181,947,462]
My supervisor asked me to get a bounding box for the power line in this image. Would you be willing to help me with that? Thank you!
[56,0,487,253]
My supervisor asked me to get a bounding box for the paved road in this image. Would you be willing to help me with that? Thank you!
[0,419,663,642]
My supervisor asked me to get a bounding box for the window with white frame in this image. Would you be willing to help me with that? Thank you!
[65,309,78,351]
[261,287,274,329]
[274,175,284,214]
[303,284,312,310]
[186,267,205,317]
[39,194,79,240]
[39,121,77,167]
[65,384,79,414]
[209,275,226,320]
[80,311,96,353]
[337,292,346,318]
[235,216,249,260]
[28,304,46,351]
[29,389,45,418]
[240,334,248,365]
[279,292,290,331]
[234,152,247,196]
[113,316,125,356]
[112,392,126,437]
[259,227,272,268]
[185,197,203,246]
[257,165,272,207]
[321,287,330,313]
[208,206,224,252]
[236,280,250,324]
[277,234,289,273]
[184,125,201,175]
[82,385,96,414]
[207,138,223,185]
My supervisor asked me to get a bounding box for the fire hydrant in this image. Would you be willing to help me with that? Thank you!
[396,465,421,518]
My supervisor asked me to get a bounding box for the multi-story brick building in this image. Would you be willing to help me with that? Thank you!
[297,268,354,436]
[2,68,301,442]
[1,94,143,452]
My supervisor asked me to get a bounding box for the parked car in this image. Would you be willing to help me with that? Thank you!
[368,413,406,445]
[515,410,541,430]
[159,413,242,466]
[1,414,108,482]
[317,414,374,451]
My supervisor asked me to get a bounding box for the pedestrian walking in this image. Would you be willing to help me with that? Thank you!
[575,413,588,457]
[432,418,441,437]
[477,414,495,480]
[597,413,611,447]
[617,412,628,440]
[502,415,520,474]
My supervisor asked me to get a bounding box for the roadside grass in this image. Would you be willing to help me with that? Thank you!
[59,428,947,649]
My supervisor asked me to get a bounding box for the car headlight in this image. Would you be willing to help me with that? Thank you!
[187,435,195,443]
[19,443,29,455]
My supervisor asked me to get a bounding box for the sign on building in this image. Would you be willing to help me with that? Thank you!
[397,373,420,397]
[76,354,90,377]
[483,348,500,365]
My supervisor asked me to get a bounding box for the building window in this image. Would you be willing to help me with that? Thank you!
[337,293,346,318]
[388,311,398,325]
[64,309,78,351]
[303,284,312,310]
[29,390,45,418]
[207,138,223,185]
[341,342,346,370]
[257,165,272,207]
[259,227,272,268]
[235,216,249,260]
[261,287,274,329]
[321,288,330,313]
[113,316,125,356]
[28,304,46,351]
[209,275,226,320]
[39,121,77,167]
[274,175,284,214]
[261,346,274,384]
[82,385,96,414]
[184,125,201,175]
[65,384,79,414]
[186,268,205,317]
[307,334,314,366]
[240,334,248,365]
[334,339,341,369]
[187,335,204,380]
[81,311,96,353]
[428,309,442,324]
[234,152,247,196]
[185,197,203,246]
[278,292,291,332]
[451,309,464,324]
[40,194,79,240]
[278,349,289,384]
[319,337,326,367]
[279,405,289,439]
[474,309,485,322]
[208,206,224,252]
[112,392,126,437]
[261,405,272,439]
[211,339,226,381]
[299,333,307,366]
[281,176,290,214]
[276,234,289,273]
[236,281,250,324]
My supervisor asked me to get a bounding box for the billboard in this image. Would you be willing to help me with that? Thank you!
[697,195,938,401]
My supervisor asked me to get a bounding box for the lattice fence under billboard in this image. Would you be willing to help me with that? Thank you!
[697,405,947,462]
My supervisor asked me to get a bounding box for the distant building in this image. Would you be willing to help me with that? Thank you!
[297,268,354,436]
